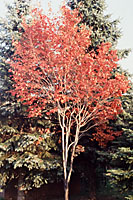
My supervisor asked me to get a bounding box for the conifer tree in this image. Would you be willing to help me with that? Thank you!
[0,0,32,104]
[0,1,62,200]
[105,86,133,199]
[68,0,130,57]
[68,0,132,198]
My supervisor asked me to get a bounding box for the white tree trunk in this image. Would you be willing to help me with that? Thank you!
[64,181,69,200]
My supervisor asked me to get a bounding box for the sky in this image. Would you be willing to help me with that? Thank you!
[0,0,133,74]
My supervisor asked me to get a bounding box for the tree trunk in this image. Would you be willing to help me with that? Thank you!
[17,174,25,200]
[64,181,69,200]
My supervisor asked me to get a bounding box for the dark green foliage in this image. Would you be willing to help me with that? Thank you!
[68,1,121,48]
[68,0,132,198]
[96,88,133,199]
[0,0,32,107]
[106,90,133,199]
[0,117,62,191]
[0,0,62,195]
[68,0,131,64]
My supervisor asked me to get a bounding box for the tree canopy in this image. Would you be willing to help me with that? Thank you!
[8,6,130,200]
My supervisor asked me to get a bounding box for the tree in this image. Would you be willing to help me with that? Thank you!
[105,86,133,199]
[0,1,62,200]
[9,6,130,200]
[0,117,62,199]
[68,0,129,53]
[68,1,132,198]
[0,1,32,199]
[0,0,32,104]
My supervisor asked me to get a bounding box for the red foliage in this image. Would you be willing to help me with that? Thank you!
[9,6,130,146]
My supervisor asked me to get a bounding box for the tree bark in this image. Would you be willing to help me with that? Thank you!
[64,181,69,200]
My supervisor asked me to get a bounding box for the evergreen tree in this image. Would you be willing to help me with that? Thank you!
[0,1,62,199]
[68,0,130,58]
[105,86,133,199]
[97,87,133,199]
[0,0,31,104]
[0,117,62,197]
[68,0,132,199]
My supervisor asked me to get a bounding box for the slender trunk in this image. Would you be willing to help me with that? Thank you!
[64,180,69,200]
[58,107,80,200]
[17,174,25,200]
